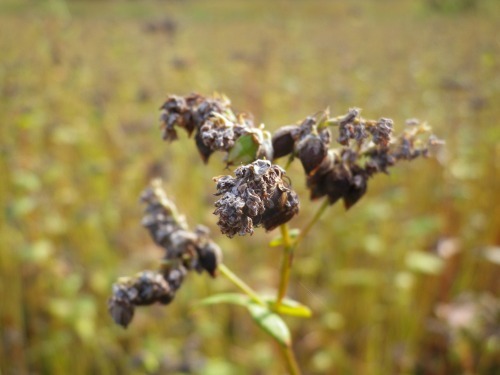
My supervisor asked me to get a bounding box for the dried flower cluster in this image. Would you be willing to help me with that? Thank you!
[272,108,443,209]
[108,179,222,328]
[213,160,299,238]
[160,93,272,164]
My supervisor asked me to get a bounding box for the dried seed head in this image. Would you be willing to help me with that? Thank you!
[213,160,299,237]
[343,167,368,210]
[199,115,248,153]
[369,118,393,147]
[324,164,352,205]
[108,271,177,327]
[160,93,231,141]
[337,108,363,145]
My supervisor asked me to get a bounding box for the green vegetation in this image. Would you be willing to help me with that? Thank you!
[1,1,499,374]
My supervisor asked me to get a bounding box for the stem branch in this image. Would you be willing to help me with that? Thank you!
[218,263,265,306]
[275,199,330,306]
[276,224,294,305]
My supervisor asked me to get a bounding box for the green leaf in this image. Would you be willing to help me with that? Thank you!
[226,133,259,165]
[197,293,250,307]
[268,228,301,247]
[266,297,312,318]
[247,302,291,347]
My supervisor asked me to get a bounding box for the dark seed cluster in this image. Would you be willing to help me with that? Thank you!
[108,270,181,328]
[272,110,442,209]
[160,93,231,141]
[159,93,442,216]
[213,160,299,238]
[160,93,266,163]
[108,180,222,328]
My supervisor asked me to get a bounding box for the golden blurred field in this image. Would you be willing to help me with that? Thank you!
[1,0,499,374]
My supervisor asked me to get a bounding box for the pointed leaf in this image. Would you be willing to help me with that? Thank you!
[265,297,312,318]
[198,293,250,308]
[247,302,291,347]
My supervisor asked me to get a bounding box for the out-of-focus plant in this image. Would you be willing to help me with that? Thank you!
[108,93,444,374]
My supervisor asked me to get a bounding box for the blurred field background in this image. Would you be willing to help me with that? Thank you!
[1,0,499,374]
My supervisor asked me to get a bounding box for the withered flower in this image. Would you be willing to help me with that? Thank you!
[368,118,393,147]
[337,107,364,145]
[303,110,441,209]
[108,271,176,328]
[199,114,248,153]
[159,93,231,141]
[109,180,223,328]
[213,160,299,238]
[140,180,222,275]
[160,93,261,164]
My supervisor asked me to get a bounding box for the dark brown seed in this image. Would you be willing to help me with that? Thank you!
[260,188,300,231]
[197,242,222,277]
[343,168,368,210]
[195,130,213,163]
[272,125,299,159]
[325,167,351,205]
[297,134,328,175]
[108,296,135,328]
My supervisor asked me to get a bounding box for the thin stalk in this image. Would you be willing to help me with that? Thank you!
[279,344,301,375]
[276,224,294,305]
[218,263,265,306]
[275,199,330,306]
[293,199,329,249]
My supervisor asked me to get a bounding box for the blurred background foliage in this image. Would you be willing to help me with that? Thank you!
[1,0,499,374]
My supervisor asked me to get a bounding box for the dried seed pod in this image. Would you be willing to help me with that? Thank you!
[131,271,175,306]
[159,93,232,142]
[343,167,368,210]
[297,133,329,175]
[196,241,222,277]
[324,165,351,205]
[163,265,187,292]
[272,125,299,159]
[108,285,135,328]
[195,129,214,163]
[259,187,300,231]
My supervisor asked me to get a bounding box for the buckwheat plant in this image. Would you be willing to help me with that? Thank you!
[109,93,443,374]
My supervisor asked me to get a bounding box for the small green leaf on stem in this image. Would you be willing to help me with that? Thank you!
[269,228,301,247]
[266,297,312,318]
[247,302,291,347]
[197,293,250,307]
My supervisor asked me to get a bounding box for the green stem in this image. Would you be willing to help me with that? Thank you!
[279,344,301,375]
[276,224,294,305]
[218,263,265,306]
[275,199,330,306]
[293,199,330,248]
